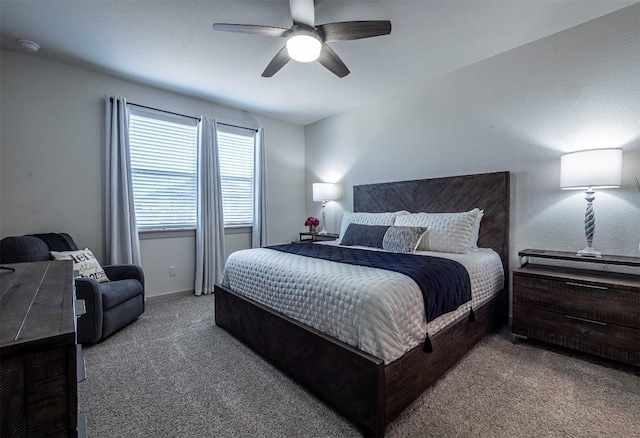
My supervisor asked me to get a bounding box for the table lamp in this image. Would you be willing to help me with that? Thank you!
[312,183,338,235]
[560,148,622,257]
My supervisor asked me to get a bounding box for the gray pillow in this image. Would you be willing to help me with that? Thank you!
[382,226,427,254]
[341,223,390,249]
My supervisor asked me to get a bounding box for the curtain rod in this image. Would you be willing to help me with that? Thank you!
[112,99,258,132]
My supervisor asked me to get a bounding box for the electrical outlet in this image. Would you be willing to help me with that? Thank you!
[169,266,176,277]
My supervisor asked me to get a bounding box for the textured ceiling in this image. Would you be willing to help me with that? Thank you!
[1,0,636,126]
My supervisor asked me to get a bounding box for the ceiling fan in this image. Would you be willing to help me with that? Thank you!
[212,0,391,78]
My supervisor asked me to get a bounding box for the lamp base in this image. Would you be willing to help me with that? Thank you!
[318,228,328,235]
[576,246,602,258]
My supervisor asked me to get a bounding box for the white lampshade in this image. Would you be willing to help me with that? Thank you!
[313,183,338,202]
[286,34,321,62]
[560,148,623,190]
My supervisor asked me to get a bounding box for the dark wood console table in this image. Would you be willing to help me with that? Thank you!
[0,260,86,437]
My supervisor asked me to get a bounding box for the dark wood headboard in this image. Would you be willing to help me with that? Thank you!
[353,171,510,289]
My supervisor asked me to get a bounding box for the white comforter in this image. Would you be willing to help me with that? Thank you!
[221,242,503,364]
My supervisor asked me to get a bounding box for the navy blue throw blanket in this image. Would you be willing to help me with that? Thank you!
[267,243,472,325]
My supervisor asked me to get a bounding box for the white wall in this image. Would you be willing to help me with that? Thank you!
[305,5,640,271]
[0,50,306,297]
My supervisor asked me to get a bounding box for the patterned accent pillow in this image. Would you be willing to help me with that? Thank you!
[382,226,427,254]
[394,208,480,254]
[50,248,110,282]
[341,223,391,248]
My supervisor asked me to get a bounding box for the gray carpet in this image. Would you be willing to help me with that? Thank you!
[79,295,640,437]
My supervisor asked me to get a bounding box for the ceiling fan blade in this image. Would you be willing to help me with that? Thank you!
[262,46,291,77]
[213,23,290,38]
[289,0,315,27]
[317,20,392,42]
[317,44,350,78]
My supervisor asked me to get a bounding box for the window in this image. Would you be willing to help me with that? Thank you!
[128,108,256,230]
[218,125,256,227]
[128,109,198,230]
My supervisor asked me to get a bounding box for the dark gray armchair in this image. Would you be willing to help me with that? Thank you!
[0,233,144,344]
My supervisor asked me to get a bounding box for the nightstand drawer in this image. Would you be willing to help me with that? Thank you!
[513,305,640,365]
[513,274,640,329]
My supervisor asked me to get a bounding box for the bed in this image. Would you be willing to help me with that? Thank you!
[214,171,510,437]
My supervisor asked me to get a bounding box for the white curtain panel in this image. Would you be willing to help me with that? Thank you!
[104,95,141,265]
[252,128,268,248]
[195,116,226,295]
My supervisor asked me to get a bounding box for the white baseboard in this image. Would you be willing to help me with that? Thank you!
[146,289,194,303]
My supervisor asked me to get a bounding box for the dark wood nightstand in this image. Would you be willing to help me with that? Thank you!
[512,249,640,366]
[293,232,340,243]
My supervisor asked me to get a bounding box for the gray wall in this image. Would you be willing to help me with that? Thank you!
[1,49,306,297]
[305,5,640,269]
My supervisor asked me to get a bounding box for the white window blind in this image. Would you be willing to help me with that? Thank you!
[217,125,256,227]
[128,107,256,230]
[128,109,198,230]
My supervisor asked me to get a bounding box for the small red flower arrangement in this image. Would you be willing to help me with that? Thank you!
[305,216,320,232]
[305,216,320,227]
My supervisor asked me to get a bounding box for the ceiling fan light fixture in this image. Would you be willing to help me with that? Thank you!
[286,34,321,62]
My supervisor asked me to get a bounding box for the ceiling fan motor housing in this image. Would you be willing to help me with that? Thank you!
[287,25,322,62]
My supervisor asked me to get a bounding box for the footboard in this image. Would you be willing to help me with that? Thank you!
[215,283,506,437]
[214,284,387,437]
[383,287,506,423]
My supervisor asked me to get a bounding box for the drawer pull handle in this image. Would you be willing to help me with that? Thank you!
[565,281,608,290]
[566,315,608,326]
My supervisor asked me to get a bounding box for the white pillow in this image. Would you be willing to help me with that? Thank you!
[470,209,484,249]
[394,208,480,254]
[50,248,110,283]
[339,211,397,241]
